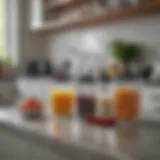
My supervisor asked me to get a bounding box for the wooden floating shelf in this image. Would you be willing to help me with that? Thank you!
[46,0,92,12]
[32,1,160,33]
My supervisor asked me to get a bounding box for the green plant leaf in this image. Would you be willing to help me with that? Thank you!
[110,40,141,63]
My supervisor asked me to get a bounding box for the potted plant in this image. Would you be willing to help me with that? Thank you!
[110,40,141,78]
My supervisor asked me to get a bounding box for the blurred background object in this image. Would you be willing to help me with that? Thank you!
[53,60,71,81]
[106,59,124,80]
[110,40,142,79]
[140,64,153,81]
[77,93,96,118]
[114,87,140,119]
[50,89,76,116]
[19,96,44,119]
[99,68,111,83]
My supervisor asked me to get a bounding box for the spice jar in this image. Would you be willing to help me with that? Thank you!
[77,94,96,118]
[77,85,97,118]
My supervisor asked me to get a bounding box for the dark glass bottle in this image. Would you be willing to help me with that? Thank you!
[141,65,153,81]
[27,60,39,76]
[43,60,52,76]
[77,94,96,118]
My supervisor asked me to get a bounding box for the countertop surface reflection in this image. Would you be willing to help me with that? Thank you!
[1,108,160,160]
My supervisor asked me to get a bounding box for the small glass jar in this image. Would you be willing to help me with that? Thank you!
[50,88,76,116]
[113,86,140,119]
[76,84,97,118]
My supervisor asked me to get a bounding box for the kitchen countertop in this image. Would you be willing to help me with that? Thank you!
[17,77,160,122]
[1,108,160,160]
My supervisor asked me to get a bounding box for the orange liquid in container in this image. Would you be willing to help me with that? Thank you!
[114,87,140,119]
[50,89,75,115]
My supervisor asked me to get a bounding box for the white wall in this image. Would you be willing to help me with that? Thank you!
[47,15,160,72]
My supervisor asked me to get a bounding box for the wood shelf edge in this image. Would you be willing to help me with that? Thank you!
[46,0,91,12]
[32,1,160,33]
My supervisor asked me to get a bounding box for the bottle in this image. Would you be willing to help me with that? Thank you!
[27,60,39,76]
[44,60,52,76]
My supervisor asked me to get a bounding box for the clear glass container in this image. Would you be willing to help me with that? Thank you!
[113,85,140,119]
[50,87,76,116]
[76,84,97,118]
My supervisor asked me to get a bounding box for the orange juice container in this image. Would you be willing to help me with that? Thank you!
[113,87,140,120]
[50,88,76,116]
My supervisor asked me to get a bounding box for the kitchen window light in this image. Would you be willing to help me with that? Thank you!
[1,0,19,66]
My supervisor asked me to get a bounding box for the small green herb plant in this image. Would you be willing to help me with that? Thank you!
[110,40,141,64]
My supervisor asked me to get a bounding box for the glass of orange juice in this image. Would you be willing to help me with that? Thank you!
[114,87,140,119]
[50,89,76,116]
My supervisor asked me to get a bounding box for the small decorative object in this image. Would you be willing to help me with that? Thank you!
[50,89,75,116]
[27,60,39,76]
[19,97,44,119]
[108,0,121,7]
[53,60,71,81]
[114,87,140,119]
[77,94,96,118]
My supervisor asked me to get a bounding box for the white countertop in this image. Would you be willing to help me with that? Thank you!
[1,108,160,160]
[16,77,160,122]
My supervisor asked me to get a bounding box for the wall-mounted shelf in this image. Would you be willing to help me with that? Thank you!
[46,0,91,12]
[31,1,160,33]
